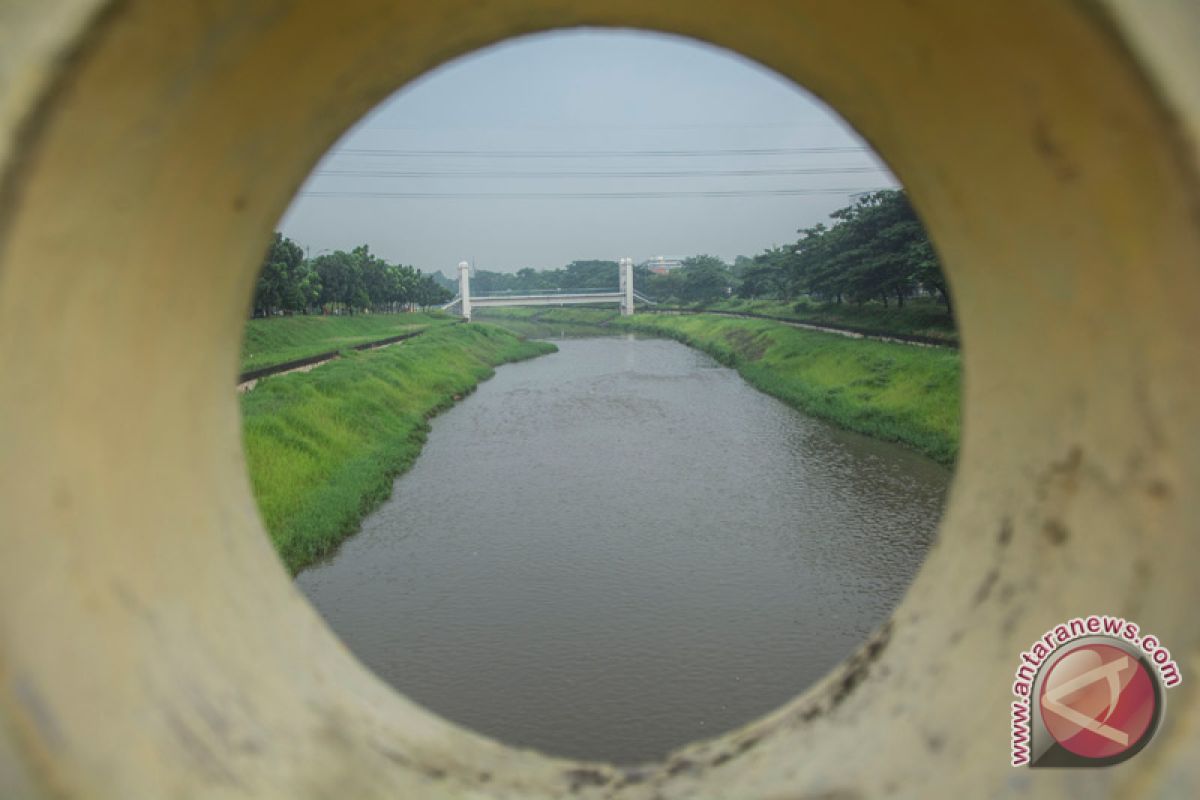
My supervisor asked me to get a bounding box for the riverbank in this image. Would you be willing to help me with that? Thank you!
[476,307,959,465]
[241,311,455,373]
[658,298,958,345]
[613,314,958,464]
[242,323,555,572]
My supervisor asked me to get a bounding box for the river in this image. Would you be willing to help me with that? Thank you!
[296,335,949,764]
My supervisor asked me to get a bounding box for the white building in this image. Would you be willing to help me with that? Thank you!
[638,256,685,275]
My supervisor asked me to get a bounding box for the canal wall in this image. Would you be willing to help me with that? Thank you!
[242,323,555,573]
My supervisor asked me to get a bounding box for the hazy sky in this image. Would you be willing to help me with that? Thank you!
[278,29,896,276]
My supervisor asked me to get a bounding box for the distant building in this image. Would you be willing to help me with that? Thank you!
[639,256,685,275]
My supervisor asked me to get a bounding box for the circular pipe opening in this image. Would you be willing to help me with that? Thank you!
[1,3,1197,797]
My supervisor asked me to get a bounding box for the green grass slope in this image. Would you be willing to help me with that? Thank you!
[612,313,960,465]
[242,323,555,572]
[675,298,958,344]
[240,312,454,372]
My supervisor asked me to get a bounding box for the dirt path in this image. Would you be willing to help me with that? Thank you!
[237,330,430,393]
[237,359,330,393]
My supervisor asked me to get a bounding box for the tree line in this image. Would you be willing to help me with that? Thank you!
[735,189,950,312]
[255,188,948,316]
[638,189,949,309]
[252,234,453,316]
[434,189,949,311]
[455,260,626,295]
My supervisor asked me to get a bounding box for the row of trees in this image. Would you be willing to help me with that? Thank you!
[612,190,948,308]
[449,189,947,311]
[639,255,734,304]
[252,234,453,316]
[254,188,946,315]
[736,189,950,311]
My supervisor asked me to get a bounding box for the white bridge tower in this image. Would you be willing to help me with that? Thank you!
[458,260,472,321]
[447,256,635,319]
[620,257,634,316]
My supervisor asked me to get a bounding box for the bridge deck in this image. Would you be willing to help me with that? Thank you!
[442,291,654,312]
[470,292,623,307]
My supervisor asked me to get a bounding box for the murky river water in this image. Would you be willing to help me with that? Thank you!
[297,335,949,764]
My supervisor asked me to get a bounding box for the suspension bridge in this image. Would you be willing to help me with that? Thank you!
[442,258,654,320]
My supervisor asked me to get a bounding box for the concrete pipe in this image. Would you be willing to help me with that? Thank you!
[1,1,1198,797]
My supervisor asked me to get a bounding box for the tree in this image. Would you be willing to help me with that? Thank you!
[737,247,796,300]
[794,223,845,303]
[253,235,456,316]
[729,189,950,315]
[253,233,309,315]
[678,255,733,304]
[825,191,923,307]
[413,272,453,309]
[910,235,951,315]
[563,260,620,290]
[732,255,756,278]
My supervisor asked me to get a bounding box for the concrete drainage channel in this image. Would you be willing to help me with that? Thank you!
[2,3,1199,799]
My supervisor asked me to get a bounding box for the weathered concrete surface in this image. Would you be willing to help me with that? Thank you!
[1,2,1198,797]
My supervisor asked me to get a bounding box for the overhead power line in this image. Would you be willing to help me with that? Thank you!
[298,187,891,200]
[353,122,857,132]
[313,165,887,179]
[328,145,871,159]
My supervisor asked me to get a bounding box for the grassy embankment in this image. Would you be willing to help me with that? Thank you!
[242,323,555,572]
[241,312,455,373]
[663,297,958,345]
[479,307,959,465]
[617,314,960,465]
[476,299,957,344]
